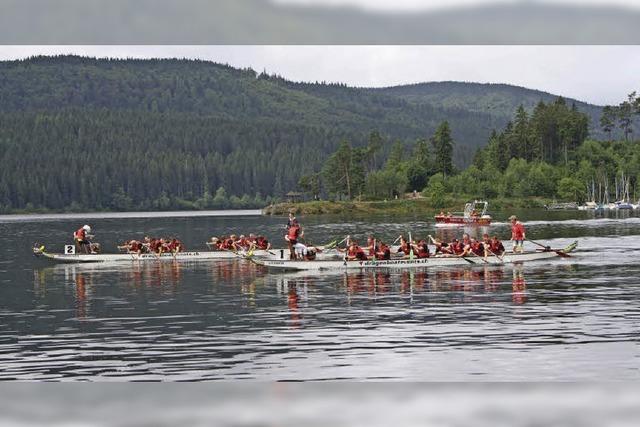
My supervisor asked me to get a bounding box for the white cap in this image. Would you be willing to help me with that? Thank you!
[83,225,91,231]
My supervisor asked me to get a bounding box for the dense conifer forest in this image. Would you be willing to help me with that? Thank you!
[0,55,635,212]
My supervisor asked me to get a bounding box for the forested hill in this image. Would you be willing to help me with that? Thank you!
[374,82,604,124]
[0,55,604,212]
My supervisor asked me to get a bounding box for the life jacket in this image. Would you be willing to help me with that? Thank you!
[150,240,161,253]
[512,222,525,240]
[74,228,86,241]
[348,245,367,260]
[491,240,505,255]
[129,241,142,252]
[416,243,430,258]
[221,238,234,250]
[287,226,300,241]
[400,241,412,255]
[471,242,484,256]
[376,245,391,260]
[451,241,464,255]
[256,237,269,250]
[169,240,183,251]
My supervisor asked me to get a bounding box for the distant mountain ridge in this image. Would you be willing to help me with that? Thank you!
[374,81,603,118]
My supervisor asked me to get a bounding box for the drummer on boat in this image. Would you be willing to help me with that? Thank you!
[74,225,96,254]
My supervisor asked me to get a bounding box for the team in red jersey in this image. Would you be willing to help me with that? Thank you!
[118,236,186,255]
[207,233,272,252]
[72,215,525,261]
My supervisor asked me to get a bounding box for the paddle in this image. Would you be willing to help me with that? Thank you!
[322,239,339,250]
[527,239,551,251]
[527,239,572,258]
[468,250,489,264]
[460,255,477,264]
[408,231,414,260]
[485,246,504,263]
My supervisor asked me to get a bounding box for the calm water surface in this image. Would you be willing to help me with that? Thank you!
[0,209,639,381]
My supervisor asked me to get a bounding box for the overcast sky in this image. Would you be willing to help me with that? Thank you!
[1,45,638,105]
[273,0,640,12]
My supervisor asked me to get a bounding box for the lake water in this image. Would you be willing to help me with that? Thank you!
[1,209,639,381]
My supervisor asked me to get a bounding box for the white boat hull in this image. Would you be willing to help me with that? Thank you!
[35,249,272,263]
[253,248,575,271]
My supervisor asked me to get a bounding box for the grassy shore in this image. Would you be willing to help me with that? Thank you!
[263,197,554,216]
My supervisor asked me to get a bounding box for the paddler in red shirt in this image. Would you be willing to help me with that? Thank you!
[375,241,391,260]
[118,239,143,255]
[255,235,271,250]
[490,235,505,256]
[168,238,184,253]
[449,238,464,255]
[509,215,526,253]
[412,239,430,259]
[346,241,368,261]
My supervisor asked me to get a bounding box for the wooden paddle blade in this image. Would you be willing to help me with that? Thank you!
[555,251,572,258]
[554,241,578,257]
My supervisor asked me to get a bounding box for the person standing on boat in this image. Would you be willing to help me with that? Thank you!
[286,211,297,230]
[285,219,303,260]
[73,225,93,254]
[509,215,526,253]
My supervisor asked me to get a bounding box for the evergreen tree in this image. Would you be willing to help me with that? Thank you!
[431,121,455,179]
[600,105,616,141]
[405,139,431,191]
[322,140,356,199]
[298,173,321,200]
[618,100,634,141]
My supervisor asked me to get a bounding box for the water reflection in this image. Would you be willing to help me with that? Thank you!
[512,264,527,305]
[263,265,527,305]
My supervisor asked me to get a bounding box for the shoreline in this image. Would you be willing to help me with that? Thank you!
[262,197,555,216]
[0,209,262,222]
[1,197,562,220]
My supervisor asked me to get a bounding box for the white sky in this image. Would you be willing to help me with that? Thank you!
[272,0,640,11]
[1,45,638,105]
